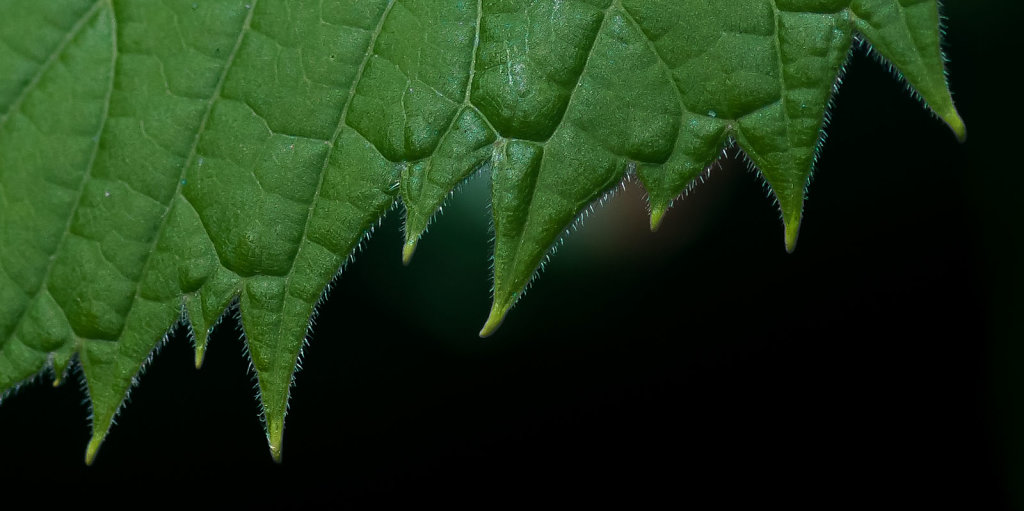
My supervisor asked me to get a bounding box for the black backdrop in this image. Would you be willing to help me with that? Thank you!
[1,2,1020,508]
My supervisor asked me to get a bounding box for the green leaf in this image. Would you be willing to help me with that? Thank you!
[0,0,962,463]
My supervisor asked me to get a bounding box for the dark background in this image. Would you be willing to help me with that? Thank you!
[1,2,1020,507]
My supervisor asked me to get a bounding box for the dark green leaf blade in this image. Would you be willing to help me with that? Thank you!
[0,0,114,398]
[0,0,965,464]
[851,0,966,141]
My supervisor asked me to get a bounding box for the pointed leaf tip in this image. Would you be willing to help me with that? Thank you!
[649,207,667,232]
[0,0,966,466]
[479,302,510,338]
[944,108,967,143]
[784,216,802,254]
[267,417,284,463]
[194,347,206,370]
[85,434,104,466]
[401,238,419,266]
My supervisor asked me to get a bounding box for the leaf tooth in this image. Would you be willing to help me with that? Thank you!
[84,432,103,466]
[849,2,965,142]
[187,316,213,370]
[398,107,497,266]
[943,107,967,143]
[784,211,803,255]
[193,344,207,371]
[50,345,74,387]
[635,116,731,234]
[184,314,206,370]
[267,416,284,464]
[401,237,419,266]
[479,300,511,339]
[649,206,668,233]
[186,274,241,371]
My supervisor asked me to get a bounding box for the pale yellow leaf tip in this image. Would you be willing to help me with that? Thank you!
[267,418,283,463]
[85,434,104,466]
[479,302,510,338]
[649,206,667,233]
[194,346,206,370]
[784,216,802,254]
[52,375,63,388]
[943,107,967,143]
[401,238,419,266]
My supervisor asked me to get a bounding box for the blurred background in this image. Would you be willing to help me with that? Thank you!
[1,1,1021,507]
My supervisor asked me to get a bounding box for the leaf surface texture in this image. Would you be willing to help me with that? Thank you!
[0,0,963,462]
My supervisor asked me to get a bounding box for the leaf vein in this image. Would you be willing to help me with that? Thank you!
[0,0,104,130]
[769,0,794,147]
[4,0,118,344]
[117,0,260,335]
[511,3,613,262]
[280,0,398,288]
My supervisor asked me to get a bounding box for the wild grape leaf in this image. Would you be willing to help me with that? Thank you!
[0,0,963,463]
